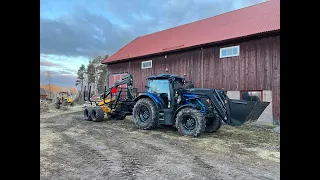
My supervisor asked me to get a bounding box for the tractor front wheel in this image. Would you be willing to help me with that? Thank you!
[84,107,92,121]
[205,115,222,133]
[91,107,105,122]
[133,98,158,130]
[175,108,206,137]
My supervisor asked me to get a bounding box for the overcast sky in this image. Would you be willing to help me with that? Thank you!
[40,0,264,88]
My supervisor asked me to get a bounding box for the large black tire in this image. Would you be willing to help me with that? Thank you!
[84,107,92,121]
[175,108,206,137]
[55,97,60,109]
[91,107,105,122]
[55,103,60,109]
[62,100,67,106]
[133,98,159,130]
[205,115,222,133]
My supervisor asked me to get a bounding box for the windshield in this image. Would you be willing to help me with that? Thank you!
[147,80,170,94]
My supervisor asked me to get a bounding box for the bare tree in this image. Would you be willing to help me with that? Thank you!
[76,64,86,102]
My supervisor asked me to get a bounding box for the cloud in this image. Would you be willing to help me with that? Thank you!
[40,0,264,87]
[40,58,78,74]
[40,69,77,88]
[40,0,264,58]
[40,10,133,57]
[40,59,58,67]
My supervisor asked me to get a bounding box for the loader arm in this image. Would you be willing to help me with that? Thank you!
[105,73,134,100]
[84,73,134,105]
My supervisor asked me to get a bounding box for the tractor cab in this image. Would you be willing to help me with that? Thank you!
[145,74,185,109]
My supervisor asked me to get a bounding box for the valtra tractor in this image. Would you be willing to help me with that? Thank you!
[83,73,270,137]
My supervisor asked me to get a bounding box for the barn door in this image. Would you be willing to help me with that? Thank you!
[108,72,129,99]
[108,73,128,88]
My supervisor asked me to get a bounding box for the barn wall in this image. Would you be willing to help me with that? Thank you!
[108,34,280,123]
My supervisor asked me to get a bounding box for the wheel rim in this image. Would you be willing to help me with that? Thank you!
[139,105,150,122]
[182,115,196,130]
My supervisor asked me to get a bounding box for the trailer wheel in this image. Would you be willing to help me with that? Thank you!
[175,108,206,137]
[84,107,92,121]
[91,107,105,122]
[205,115,222,133]
[133,98,158,130]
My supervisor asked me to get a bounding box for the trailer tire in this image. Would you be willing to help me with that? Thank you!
[91,107,105,122]
[133,98,158,130]
[84,107,92,121]
[175,108,206,137]
[205,115,222,133]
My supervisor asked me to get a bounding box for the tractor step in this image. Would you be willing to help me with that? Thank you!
[158,109,174,125]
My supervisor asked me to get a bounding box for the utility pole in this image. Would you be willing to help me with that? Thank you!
[46,71,52,99]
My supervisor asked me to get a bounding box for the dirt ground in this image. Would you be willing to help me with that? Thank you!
[40,107,280,180]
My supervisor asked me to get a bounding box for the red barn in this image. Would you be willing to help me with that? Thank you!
[102,0,280,124]
[40,88,48,100]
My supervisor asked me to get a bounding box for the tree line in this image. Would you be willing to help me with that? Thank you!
[76,55,108,100]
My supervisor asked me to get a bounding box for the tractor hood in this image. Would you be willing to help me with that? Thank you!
[182,88,270,126]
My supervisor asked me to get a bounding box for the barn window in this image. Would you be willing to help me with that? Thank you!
[141,60,152,69]
[240,90,263,101]
[220,45,240,58]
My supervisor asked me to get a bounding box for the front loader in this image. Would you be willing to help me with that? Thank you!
[55,91,73,109]
[132,74,270,137]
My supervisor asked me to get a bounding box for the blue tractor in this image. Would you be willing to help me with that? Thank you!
[133,74,270,137]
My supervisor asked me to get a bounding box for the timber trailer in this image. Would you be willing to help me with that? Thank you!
[83,73,136,121]
[83,73,270,137]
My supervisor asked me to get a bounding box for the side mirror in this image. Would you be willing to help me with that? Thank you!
[145,86,149,89]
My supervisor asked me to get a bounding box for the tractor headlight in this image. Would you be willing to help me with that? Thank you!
[177,95,182,104]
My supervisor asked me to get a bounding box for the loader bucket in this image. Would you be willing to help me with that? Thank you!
[226,99,270,126]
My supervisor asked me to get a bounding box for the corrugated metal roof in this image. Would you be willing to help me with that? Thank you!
[103,0,280,64]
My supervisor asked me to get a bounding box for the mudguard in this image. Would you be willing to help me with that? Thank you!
[134,93,164,109]
[173,104,197,118]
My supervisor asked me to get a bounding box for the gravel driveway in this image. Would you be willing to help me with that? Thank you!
[40,108,280,180]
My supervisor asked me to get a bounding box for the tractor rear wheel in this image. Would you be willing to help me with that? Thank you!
[84,107,92,121]
[205,115,222,133]
[175,108,206,137]
[91,107,105,122]
[133,98,158,130]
